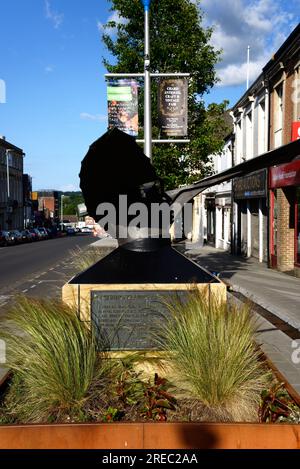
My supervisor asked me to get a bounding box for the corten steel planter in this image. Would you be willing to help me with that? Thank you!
[0,422,299,449]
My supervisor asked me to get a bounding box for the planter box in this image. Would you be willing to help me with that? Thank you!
[0,422,299,449]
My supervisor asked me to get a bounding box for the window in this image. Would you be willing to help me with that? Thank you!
[293,66,300,122]
[274,83,283,148]
[245,110,253,159]
[258,99,266,155]
[236,118,243,164]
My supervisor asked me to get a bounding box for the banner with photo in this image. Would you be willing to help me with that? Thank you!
[107,80,139,136]
[158,79,188,137]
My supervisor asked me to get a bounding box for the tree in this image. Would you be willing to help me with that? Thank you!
[102,0,231,189]
[61,192,84,215]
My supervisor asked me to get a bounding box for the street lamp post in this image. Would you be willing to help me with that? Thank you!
[105,0,190,155]
[142,0,152,160]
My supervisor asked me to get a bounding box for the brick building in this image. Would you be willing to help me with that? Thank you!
[32,190,60,225]
[265,24,300,275]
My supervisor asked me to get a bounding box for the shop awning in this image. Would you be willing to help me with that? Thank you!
[168,138,300,206]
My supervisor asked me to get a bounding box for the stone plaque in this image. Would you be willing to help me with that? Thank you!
[91,290,188,351]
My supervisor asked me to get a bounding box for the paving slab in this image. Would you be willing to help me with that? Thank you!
[181,244,300,331]
[178,243,300,398]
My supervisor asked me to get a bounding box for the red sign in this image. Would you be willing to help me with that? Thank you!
[269,160,300,188]
[292,122,300,142]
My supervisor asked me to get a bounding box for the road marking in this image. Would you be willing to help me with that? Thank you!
[22,289,28,293]
[0,295,10,307]
[30,285,36,289]
[49,268,54,271]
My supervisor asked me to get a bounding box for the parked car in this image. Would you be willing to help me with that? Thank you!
[37,227,49,239]
[29,228,42,241]
[6,231,16,245]
[66,227,76,236]
[21,230,33,243]
[46,227,57,238]
[0,230,13,247]
[81,226,93,233]
[10,230,23,244]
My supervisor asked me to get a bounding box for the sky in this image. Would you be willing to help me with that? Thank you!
[0,0,298,191]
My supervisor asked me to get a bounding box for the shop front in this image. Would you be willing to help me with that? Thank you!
[233,169,268,262]
[269,160,300,274]
[205,196,216,245]
[215,194,231,251]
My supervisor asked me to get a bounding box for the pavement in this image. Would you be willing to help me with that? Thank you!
[175,242,300,397]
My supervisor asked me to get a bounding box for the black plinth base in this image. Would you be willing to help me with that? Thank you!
[70,245,218,285]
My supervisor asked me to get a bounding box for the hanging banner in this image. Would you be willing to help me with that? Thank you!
[107,80,138,136]
[158,79,188,137]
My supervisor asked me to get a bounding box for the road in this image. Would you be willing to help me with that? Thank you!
[0,234,94,310]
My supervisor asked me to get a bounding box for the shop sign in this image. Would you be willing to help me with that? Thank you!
[233,169,267,199]
[269,160,300,188]
[291,122,300,142]
[158,79,188,136]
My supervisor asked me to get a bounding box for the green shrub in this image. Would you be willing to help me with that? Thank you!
[0,296,113,423]
[155,290,270,422]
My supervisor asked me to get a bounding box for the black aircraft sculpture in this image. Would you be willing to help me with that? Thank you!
[76,127,217,284]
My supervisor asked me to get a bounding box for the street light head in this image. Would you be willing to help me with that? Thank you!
[141,0,151,11]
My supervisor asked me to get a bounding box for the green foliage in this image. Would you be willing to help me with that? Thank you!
[259,382,300,423]
[102,406,124,422]
[0,296,113,423]
[141,373,177,421]
[155,290,270,422]
[62,192,84,216]
[115,364,144,406]
[102,0,231,189]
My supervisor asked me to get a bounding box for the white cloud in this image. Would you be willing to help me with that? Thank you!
[60,184,79,192]
[217,60,265,87]
[80,112,107,122]
[45,0,64,29]
[200,0,296,87]
[44,65,54,74]
[97,11,128,37]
